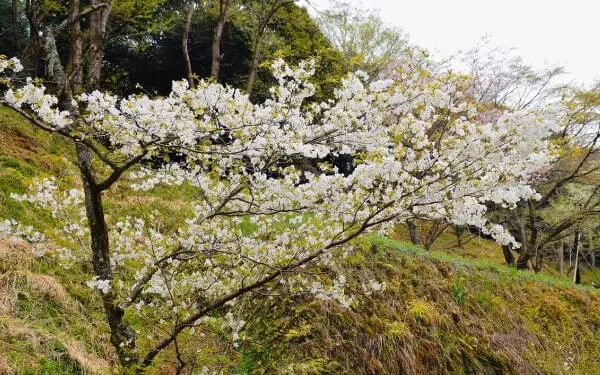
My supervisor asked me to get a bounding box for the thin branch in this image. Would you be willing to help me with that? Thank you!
[55,3,109,34]
[140,200,396,367]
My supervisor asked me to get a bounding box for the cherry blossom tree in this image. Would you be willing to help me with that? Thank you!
[0,55,558,369]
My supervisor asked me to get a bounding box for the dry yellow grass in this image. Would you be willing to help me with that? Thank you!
[0,316,110,374]
[64,340,110,374]
[0,355,14,375]
[0,238,33,273]
[25,273,73,310]
[0,270,79,313]
[393,224,506,263]
[0,273,18,314]
[1,318,43,348]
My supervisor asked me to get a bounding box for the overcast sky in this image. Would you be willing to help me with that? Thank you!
[304,0,600,85]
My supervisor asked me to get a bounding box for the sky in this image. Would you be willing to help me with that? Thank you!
[304,0,600,85]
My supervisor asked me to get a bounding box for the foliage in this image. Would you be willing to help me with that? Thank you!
[101,1,345,101]
[316,3,409,79]
[247,4,347,101]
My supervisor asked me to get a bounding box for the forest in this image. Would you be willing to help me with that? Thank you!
[0,0,599,373]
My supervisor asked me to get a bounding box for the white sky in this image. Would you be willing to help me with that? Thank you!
[304,0,600,85]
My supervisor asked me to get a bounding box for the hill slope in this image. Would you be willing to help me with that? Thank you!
[0,107,599,374]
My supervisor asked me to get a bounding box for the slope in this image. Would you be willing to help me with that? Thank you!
[0,107,599,374]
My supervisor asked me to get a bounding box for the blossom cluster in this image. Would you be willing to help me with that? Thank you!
[0,56,23,75]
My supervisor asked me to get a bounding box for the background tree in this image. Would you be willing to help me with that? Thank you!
[316,3,408,79]
[210,0,235,79]
[100,1,345,102]
[462,37,565,109]
[244,2,346,101]
[243,0,296,95]
[0,0,28,57]
[182,0,196,88]
[490,82,600,271]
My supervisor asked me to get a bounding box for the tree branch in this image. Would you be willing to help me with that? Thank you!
[55,3,109,34]
[140,200,396,367]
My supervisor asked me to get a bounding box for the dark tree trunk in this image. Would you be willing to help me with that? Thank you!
[502,245,515,266]
[76,143,138,366]
[22,1,140,368]
[182,2,195,89]
[515,219,530,269]
[532,254,543,272]
[245,0,294,95]
[422,220,447,250]
[573,232,581,284]
[588,234,595,268]
[559,240,564,275]
[516,252,531,270]
[210,21,224,79]
[454,225,464,248]
[22,0,43,75]
[407,220,420,246]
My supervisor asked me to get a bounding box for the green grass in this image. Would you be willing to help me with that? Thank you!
[368,234,599,292]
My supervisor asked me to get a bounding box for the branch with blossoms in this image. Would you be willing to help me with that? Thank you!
[0,55,559,369]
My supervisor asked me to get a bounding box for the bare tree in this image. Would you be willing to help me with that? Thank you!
[462,37,565,109]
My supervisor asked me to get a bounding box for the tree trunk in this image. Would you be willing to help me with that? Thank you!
[42,31,71,99]
[182,2,195,89]
[516,221,530,269]
[79,2,138,366]
[407,220,420,246]
[246,43,260,94]
[588,233,595,269]
[532,254,543,272]
[569,245,572,267]
[502,245,515,266]
[31,1,138,367]
[210,0,233,80]
[422,220,447,250]
[573,232,581,284]
[11,0,20,53]
[22,0,43,75]
[68,0,83,94]
[516,252,531,270]
[76,143,138,366]
[559,240,564,275]
[86,0,111,90]
[245,0,294,94]
[454,225,464,249]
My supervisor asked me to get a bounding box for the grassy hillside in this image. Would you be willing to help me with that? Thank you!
[1,107,599,374]
[241,237,600,374]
